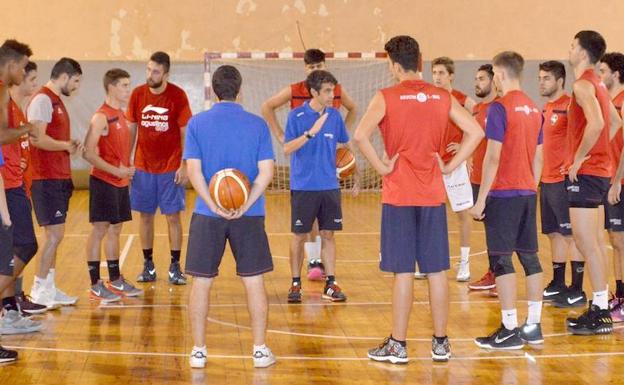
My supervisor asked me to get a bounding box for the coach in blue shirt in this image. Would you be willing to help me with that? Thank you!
[183,65,276,369]
[284,70,355,304]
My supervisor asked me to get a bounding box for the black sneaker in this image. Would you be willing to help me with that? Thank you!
[474,324,524,350]
[0,345,17,363]
[322,282,347,302]
[136,259,157,283]
[518,322,543,344]
[567,304,613,335]
[543,280,567,301]
[553,287,587,308]
[168,262,187,285]
[431,336,451,362]
[288,283,302,303]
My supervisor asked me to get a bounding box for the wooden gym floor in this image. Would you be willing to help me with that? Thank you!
[0,191,623,384]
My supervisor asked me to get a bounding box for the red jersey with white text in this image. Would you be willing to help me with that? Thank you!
[541,94,571,183]
[566,69,611,178]
[126,83,192,174]
[379,80,451,206]
[1,98,30,189]
[29,86,71,180]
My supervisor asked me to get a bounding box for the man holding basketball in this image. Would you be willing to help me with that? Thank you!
[284,70,353,303]
[184,65,276,369]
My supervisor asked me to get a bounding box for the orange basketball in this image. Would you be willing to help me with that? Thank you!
[208,168,252,211]
[336,147,356,179]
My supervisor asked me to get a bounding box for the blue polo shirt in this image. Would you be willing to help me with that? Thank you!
[183,102,274,217]
[285,102,349,191]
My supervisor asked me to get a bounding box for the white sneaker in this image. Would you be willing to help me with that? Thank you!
[253,346,276,368]
[456,261,470,282]
[53,287,78,306]
[414,272,427,280]
[0,309,42,334]
[31,286,61,310]
[190,347,207,368]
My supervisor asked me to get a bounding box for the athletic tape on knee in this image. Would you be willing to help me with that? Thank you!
[518,252,542,276]
[489,253,515,277]
[13,243,38,264]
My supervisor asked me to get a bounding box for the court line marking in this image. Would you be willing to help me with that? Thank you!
[271,250,487,262]
[99,234,135,268]
[99,299,506,310]
[6,344,624,363]
[53,230,486,238]
[205,317,624,342]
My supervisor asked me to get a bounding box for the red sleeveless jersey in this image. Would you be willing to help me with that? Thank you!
[1,98,30,189]
[470,98,496,185]
[29,86,71,180]
[379,80,451,206]
[290,81,342,109]
[491,91,542,192]
[609,90,624,183]
[441,89,468,162]
[566,69,612,178]
[541,94,571,183]
[91,103,132,188]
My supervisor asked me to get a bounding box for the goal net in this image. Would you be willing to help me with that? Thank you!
[204,52,395,191]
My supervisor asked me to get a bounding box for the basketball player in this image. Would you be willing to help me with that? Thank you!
[356,35,483,363]
[467,64,499,295]
[185,65,276,369]
[28,57,82,309]
[565,31,617,335]
[284,70,356,303]
[430,56,476,282]
[83,69,142,303]
[127,52,192,286]
[537,61,586,307]
[261,48,358,281]
[1,61,46,315]
[0,39,39,364]
[470,51,545,350]
[600,52,624,321]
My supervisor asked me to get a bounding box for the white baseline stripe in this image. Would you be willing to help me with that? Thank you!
[55,230,487,238]
[207,318,624,342]
[6,345,624,363]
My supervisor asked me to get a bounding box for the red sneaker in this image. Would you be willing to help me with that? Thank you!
[469,270,496,291]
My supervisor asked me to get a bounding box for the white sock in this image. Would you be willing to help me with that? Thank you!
[527,301,542,325]
[304,242,316,263]
[314,236,322,260]
[192,345,207,353]
[47,269,56,288]
[253,344,267,352]
[460,247,470,263]
[502,309,518,330]
[593,289,609,310]
[33,276,46,291]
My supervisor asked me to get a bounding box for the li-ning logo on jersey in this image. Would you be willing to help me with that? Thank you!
[514,105,540,115]
[141,104,170,132]
[400,92,441,103]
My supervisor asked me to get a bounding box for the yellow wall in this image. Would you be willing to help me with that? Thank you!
[4,0,624,61]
